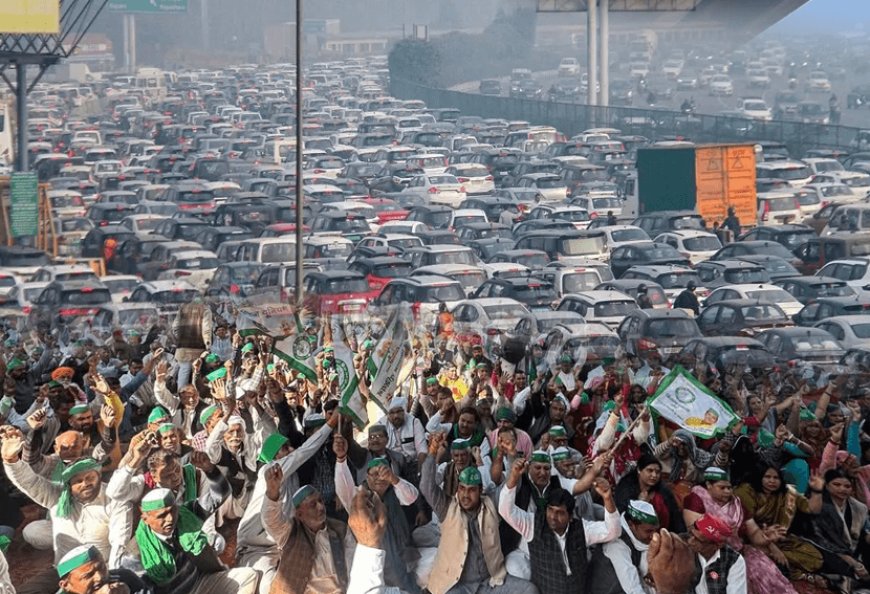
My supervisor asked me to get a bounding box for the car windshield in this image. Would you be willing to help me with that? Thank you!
[440,250,476,265]
[645,318,699,338]
[561,236,605,256]
[591,197,622,209]
[595,300,636,317]
[454,271,487,290]
[745,288,794,303]
[0,277,15,288]
[117,308,159,326]
[671,216,703,230]
[176,190,214,203]
[740,304,787,321]
[23,286,45,300]
[228,265,264,283]
[373,263,412,278]
[535,178,565,189]
[684,236,721,251]
[421,284,465,302]
[64,289,111,305]
[176,257,220,269]
[791,335,842,352]
[514,284,557,301]
[656,271,701,289]
[154,289,199,303]
[516,254,550,268]
[852,323,870,339]
[753,242,795,259]
[483,304,528,319]
[260,242,296,263]
[430,212,453,228]
[811,283,854,297]
[563,272,600,292]
[611,229,647,242]
[724,269,767,284]
[775,167,811,181]
[178,224,206,241]
[429,175,456,185]
[325,278,370,293]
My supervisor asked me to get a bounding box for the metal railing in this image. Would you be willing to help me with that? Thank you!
[391,78,863,155]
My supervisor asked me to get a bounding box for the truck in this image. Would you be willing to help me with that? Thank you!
[626,143,758,227]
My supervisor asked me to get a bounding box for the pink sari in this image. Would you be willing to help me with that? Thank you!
[690,485,798,594]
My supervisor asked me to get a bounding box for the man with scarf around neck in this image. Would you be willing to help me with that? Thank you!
[262,465,356,594]
[134,488,258,594]
[498,456,620,594]
[420,431,539,594]
[497,449,612,580]
[2,430,133,594]
[587,500,660,594]
[236,417,337,594]
[153,360,211,441]
[57,545,151,594]
[686,514,746,594]
[334,436,422,593]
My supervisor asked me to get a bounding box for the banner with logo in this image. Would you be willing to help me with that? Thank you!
[368,309,413,411]
[330,317,367,429]
[237,304,318,382]
[647,366,738,439]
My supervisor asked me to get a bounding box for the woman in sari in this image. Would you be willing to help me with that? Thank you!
[684,466,798,594]
[734,463,826,584]
[615,452,686,533]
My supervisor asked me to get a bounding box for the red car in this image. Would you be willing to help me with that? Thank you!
[359,197,409,225]
[348,256,413,292]
[302,270,378,315]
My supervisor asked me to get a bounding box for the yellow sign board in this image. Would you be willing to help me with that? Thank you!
[694,144,757,227]
[0,0,60,34]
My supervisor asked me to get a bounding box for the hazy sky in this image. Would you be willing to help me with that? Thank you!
[777,0,870,30]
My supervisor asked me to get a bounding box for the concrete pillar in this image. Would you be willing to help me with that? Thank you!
[599,0,609,107]
[586,0,598,106]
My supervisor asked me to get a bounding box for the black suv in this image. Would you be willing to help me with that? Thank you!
[472,277,557,311]
[29,280,112,330]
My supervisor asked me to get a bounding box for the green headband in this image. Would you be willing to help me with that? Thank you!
[292,485,318,507]
[140,489,175,512]
[627,500,659,525]
[458,466,482,486]
[704,467,730,483]
[451,438,470,451]
[48,380,62,389]
[367,457,389,471]
[199,405,219,426]
[57,545,100,577]
[241,342,255,353]
[548,426,567,438]
[157,423,175,435]
[148,406,169,424]
[69,404,89,416]
[206,367,227,382]
[57,459,102,519]
[495,407,516,422]
[530,450,551,465]
[258,433,289,464]
[551,448,571,462]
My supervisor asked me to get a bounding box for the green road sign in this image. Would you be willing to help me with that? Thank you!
[10,172,38,238]
[107,0,189,13]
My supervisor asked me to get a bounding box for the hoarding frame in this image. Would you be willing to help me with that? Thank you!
[0,0,60,34]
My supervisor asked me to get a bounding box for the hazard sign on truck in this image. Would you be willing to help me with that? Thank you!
[629,143,758,227]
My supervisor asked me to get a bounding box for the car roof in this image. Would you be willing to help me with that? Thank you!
[390,275,461,286]
[711,298,787,308]
[628,308,693,319]
[685,336,765,347]
[699,259,765,269]
[567,290,634,301]
[414,264,485,274]
[140,280,197,291]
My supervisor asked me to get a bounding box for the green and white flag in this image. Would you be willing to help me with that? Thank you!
[237,304,318,382]
[368,309,414,411]
[330,317,366,429]
[647,365,738,439]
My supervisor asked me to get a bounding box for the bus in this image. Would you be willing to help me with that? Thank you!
[133,68,167,102]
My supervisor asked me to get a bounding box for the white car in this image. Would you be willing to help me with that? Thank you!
[797,184,854,216]
[156,249,220,290]
[0,273,22,300]
[451,298,531,340]
[100,275,141,303]
[527,205,591,230]
[558,57,580,77]
[662,59,684,79]
[739,98,772,121]
[517,173,568,202]
[401,174,467,208]
[703,284,804,317]
[570,194,624,218]
[555,290,639,329]
[804,158,845,176]
[812,171,870,200]
[446,163,495,195]
[406,154,448,175]
[599,225,650,252]
[806,70,832,92]
[747,68,771,88]
[817,259,870,288]
[450,209,489,229]
[814,315,870,349]
[482,262,531,280]
[5,281,48,313]
[655,230,722,265]
[709,75,734,96]
[758,191,802,226]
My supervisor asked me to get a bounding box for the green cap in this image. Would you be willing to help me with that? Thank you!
[451,438,471,451]
[799,408,816,422]
[206,367,227,382]
[57,545,100,577]
[141,488,175,512]
[426,377,439,386]
[627,500,659,525]
[551,447,571,462]
[69,404,90,416]
[258,433,290,464]
[458,466,482,486]
[548,426,567,438]
[292,485,317,507]
[241,342,255,353]
[205,353,220,365]
[704,466,730,483]
[148,406,169,424]
[367,457,389,471]
[303,413,326,429]
[157,423,175,435]
[323,346,334,353]
[495,407,516,422]
[61,458,101,483]
[199,405,219,426]
[530,450,551,465]
[6,358,24,372]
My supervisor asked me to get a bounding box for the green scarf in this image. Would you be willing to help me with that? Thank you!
[182,464,197,504]
[135,506,209,585]
[56,459,102,519]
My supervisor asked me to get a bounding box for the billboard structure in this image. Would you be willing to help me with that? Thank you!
[0,0,60,34]
[537,0,700,107]
[107,0,188,13]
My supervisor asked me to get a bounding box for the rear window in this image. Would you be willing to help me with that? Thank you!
[516,253,550,269]
[656,271,701,289]
[454,271,487,291]
[419,283,465,302]
[561,236,605,256]
[176,190,214,203]
[766,196,797,211]
[745,288,794,303]
[740,304,787,321]
[175,257,220,269]
[611,229,647,242]
[684,236,721,251]
[102,278,139,292]
[563,271,601,293]
[513,284,557,301]
[645,318,699,338]
[63,288,111,305]
[56,272,99,282]
[261,242,296,263]
[440,250,476,266]
[810,283,854,297]
[154,289,199,303]
[325,278,369,293]
[535,178,565,189]
[1,252,50,266]
[372,263,412,278]
[724,269,768,284]
[483,303,529,319]
[595,300,637,317]
[791,335,841,352]
[117,308,159,326]
[671,216,704,230]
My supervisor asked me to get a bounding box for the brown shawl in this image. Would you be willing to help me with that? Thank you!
[270,517,349,594]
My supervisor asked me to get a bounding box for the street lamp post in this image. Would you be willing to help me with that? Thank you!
[294,0,304,307]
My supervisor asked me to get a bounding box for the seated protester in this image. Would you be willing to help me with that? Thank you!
[437,437,494,497]
[236,418,337,594]
[296,409,347,521]
[153,360,209,441]
[498,456,620,594]
[450,406,492,459]
[550,448,602,522]
[134,488,259,594]
[2,430,133,594]
[355,424,405,484]
[527,394,574,445]
[379,396,428,473]
[426,386,462,433]
[734,463,827,585]
[190,400,224,453]
[615,453,686,533]
[819,413,870,508]
[813,468,870,588]
[419,432,539,594]
[490,427,524,487]
[66,402,119,466]
[653,430,722,503]
[57,545,151,594]
[334,436,422,594]
[156,424,194,463]
[498,453,618,583]
[588,500,660,594]
[262,467,355,594]
[683,467,798,594]
[686,514,747,594]
[488,408,533,460]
